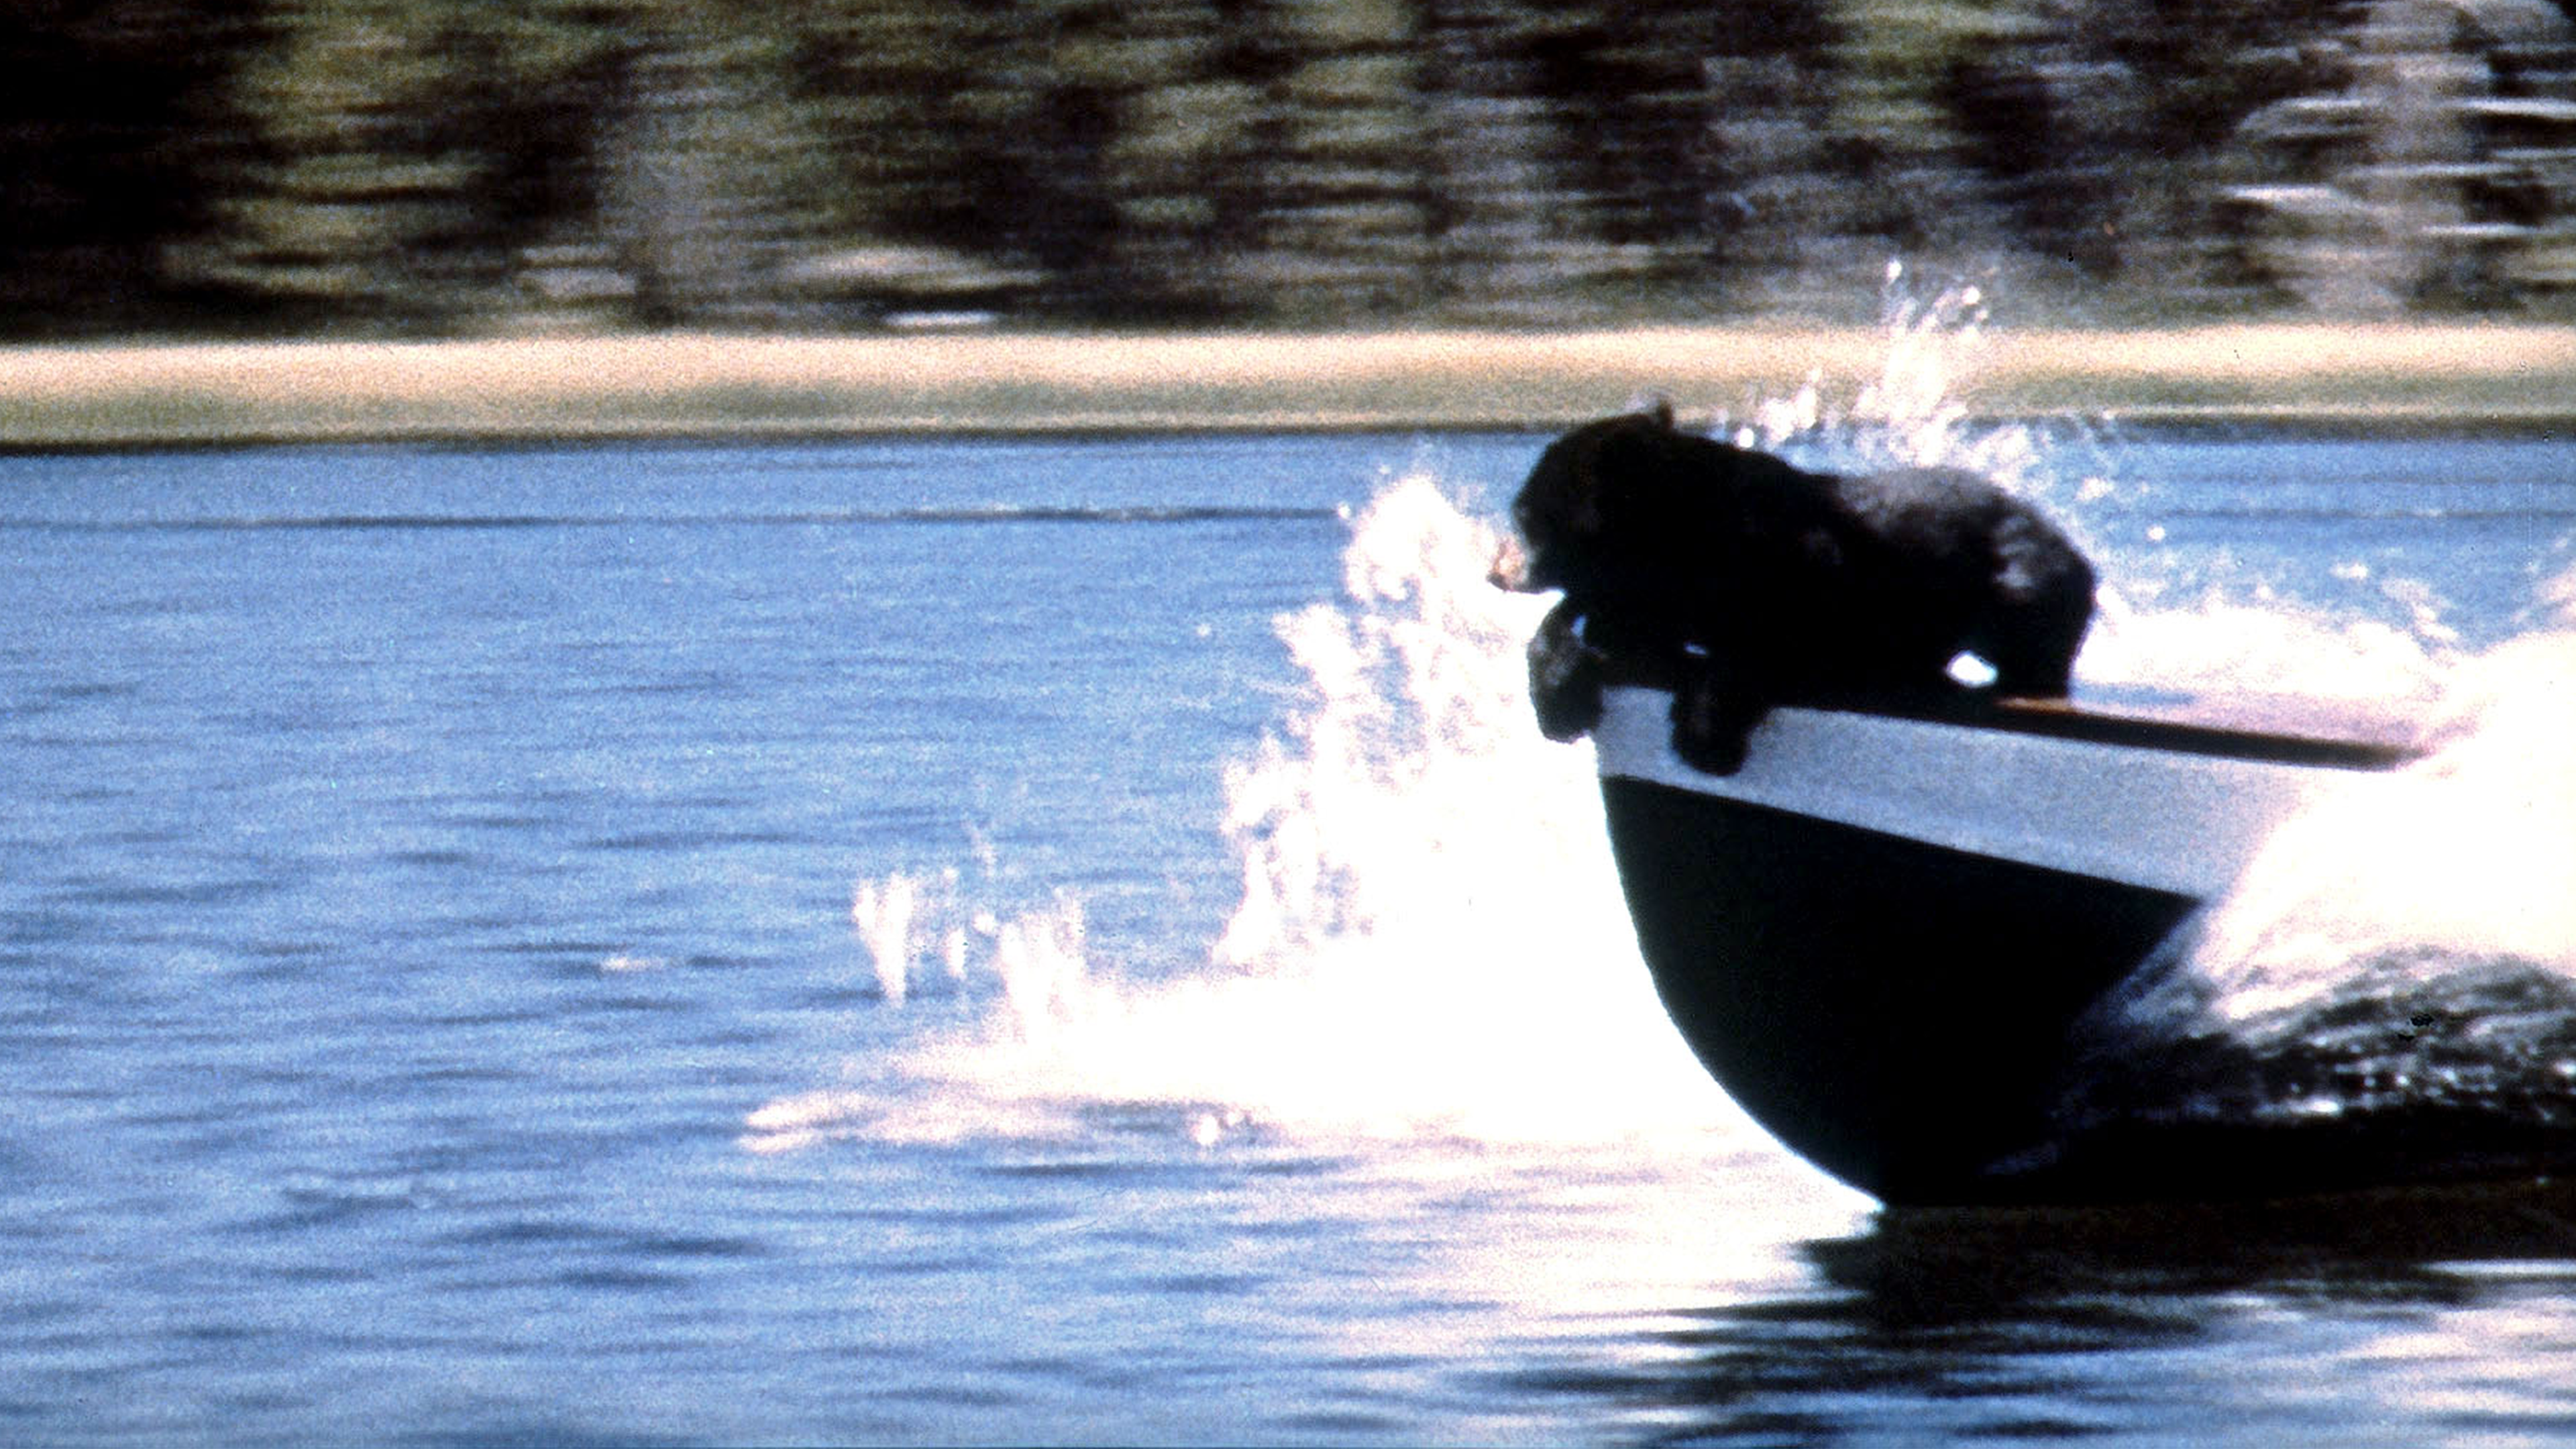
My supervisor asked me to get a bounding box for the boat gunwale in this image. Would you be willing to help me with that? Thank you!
[1589,661,2428,773]
[1866,694,2422,771]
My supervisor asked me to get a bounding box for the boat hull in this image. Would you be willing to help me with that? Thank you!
[1604,774,2194,1200]
[1592,685,2412,1203]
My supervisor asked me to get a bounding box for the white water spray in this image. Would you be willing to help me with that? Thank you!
[761,272,2565,1162]
[753,468,1735,1155]
[1729,264,2048,496]
[757,278,2092,1157]
[2106,624,2576,1041]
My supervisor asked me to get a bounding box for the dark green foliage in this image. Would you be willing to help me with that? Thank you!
[0,1,266,335]
[1,0,2571,335]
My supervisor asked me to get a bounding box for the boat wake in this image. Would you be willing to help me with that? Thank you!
[2041,624,2576,1189]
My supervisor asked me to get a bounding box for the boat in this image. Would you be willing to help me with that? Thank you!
[1589,680,2428,1205]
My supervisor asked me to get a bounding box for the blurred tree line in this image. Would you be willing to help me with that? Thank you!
[3,0,2573,337]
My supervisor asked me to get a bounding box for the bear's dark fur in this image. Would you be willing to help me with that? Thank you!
[1492,404,2096,774]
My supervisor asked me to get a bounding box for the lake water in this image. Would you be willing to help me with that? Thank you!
[4,410,2575,1446]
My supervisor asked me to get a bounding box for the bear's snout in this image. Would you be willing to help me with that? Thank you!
[1489,535,1540,592]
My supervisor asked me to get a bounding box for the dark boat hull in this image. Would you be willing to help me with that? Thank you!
[1604,775,2195,1200]
[1591,686,2420,1203]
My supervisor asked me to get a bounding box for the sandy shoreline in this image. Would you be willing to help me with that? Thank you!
[1,324,2571,449]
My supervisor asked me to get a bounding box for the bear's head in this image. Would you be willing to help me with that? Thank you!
[1490,399,1683,597]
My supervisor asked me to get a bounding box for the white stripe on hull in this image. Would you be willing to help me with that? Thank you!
[1591,686,2402,898]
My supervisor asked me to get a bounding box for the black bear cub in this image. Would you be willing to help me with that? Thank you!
[1490,403,2096,774]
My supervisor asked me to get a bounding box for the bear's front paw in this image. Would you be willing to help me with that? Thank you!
[1527,602,1607,742]
[1529,643,1605,741]
[1670,670,1759,775]
[1669,719,1749,775]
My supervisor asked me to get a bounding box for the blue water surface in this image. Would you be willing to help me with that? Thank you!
[4,427,2576,1445]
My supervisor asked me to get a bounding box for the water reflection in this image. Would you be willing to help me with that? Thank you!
[1509,1179,2576,1444]
[1826,1181,2576,1309]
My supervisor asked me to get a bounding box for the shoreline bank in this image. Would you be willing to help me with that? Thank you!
[2,325,2570,450]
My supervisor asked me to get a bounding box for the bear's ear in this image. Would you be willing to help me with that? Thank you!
[1627,392,1677,431]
